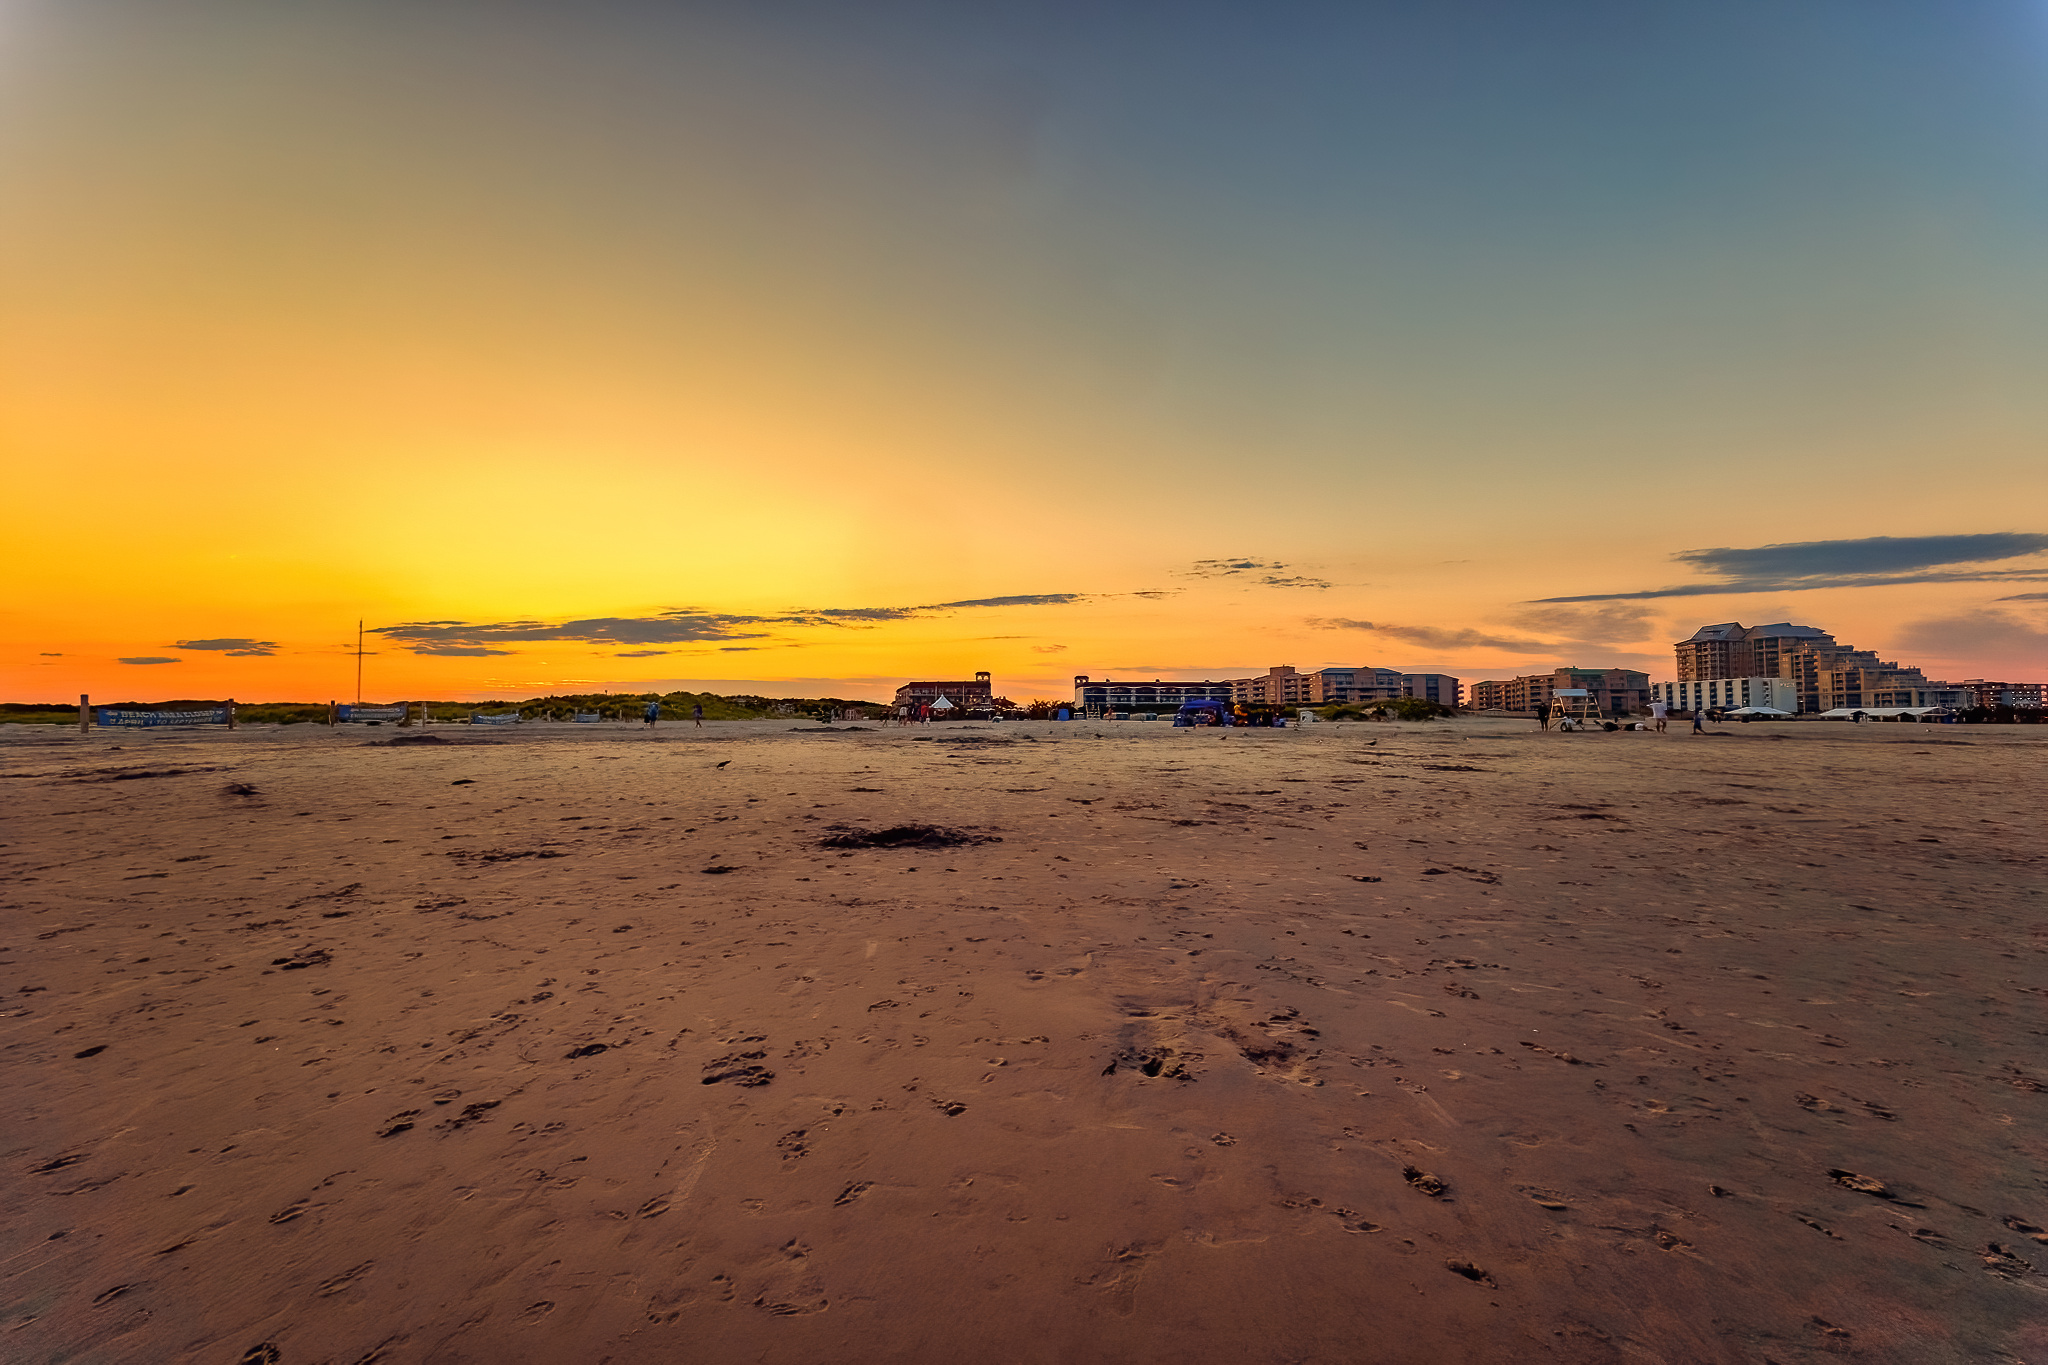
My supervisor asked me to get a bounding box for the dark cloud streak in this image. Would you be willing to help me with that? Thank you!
[372,594,1085,655]
[1535,533,2048,602]
[172,637,278,656]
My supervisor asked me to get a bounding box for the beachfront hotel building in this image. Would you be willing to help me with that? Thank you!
[1071,677,1232,715]
[1674,623,1835,684]
[1670,622,1971,714]
[1469,667,1650,716]
[894,673,996,713]
[1224,665,1462,708]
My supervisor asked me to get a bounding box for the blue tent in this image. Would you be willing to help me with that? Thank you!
[1175,698,1233,727]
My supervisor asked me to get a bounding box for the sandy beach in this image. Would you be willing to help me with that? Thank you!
[3,716,2044,1364]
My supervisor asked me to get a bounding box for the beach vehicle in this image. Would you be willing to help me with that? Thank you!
[1174,698,1233,727]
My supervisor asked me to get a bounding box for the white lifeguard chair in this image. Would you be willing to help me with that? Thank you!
[1550,688,1603,730]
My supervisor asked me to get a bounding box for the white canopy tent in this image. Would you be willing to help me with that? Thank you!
[1818,706,1947,719]
[1724,706,1794,717]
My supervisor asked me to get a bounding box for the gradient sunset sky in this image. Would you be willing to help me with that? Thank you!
[6,0,2047,703]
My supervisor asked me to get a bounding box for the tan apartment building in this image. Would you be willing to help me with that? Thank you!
[1813,663,1967,713]
[1227,665,1461,708]
[1470,667,1650,715]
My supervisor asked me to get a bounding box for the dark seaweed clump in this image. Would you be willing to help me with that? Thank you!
[818,824,1001,850]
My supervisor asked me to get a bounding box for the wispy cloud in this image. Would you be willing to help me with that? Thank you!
[372,594,1086,654]
[614,649,671,658]
[118,656,181,665]
[1535,533,2048,603]
[1995,592,2048,602]
[172,637,278,657]
[1183,558,1285,578]
[39,652,61,657]
[1178,559,1330,589]
[1031,644,1069,654]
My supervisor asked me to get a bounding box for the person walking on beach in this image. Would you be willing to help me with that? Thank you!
[692,703,704,728]
[643,700,660,728]
[1650,699,1668,733]
[1691,707,1707,734]
[1538,702,1552,731]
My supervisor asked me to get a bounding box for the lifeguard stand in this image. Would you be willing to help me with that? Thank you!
[1550,688,1603,729]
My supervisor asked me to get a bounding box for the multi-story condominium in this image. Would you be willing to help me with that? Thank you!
[1466,679,1509,711]
[1227,665,1323,707]
[1225,665,1461,708]
[1471,667,1650,715]
[1674,623,1836,683]
[1071,676,1233,715]
[1959,680,2045,709]
[1653,676,1803,714]
[1478,672,1558,714]
[1814,665,1967,713]
[1670,621,1965,714]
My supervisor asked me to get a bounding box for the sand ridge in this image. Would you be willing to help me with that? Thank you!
[2,718,2044,1363]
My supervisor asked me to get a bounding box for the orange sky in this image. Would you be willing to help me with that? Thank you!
[6,2,2046,703]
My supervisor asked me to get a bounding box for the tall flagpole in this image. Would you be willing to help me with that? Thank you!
[356,619,364,705]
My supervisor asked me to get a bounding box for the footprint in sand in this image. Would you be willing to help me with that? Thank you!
[702,1050,774,1087]
[315,1261,372,1296]
[268,1199,310,1225]
[1981,1244,2037,1281]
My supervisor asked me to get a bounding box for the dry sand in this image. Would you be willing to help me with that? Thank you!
[2,716,2044,1364]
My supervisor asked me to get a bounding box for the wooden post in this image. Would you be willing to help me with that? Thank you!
[227,698,237,730]
[79,693,89,734]
[328,699,336,727]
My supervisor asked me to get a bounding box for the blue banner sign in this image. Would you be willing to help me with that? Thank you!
[573,712,603,722]
[97,708,228,727]
[337,705,408,723]
[471,712,521,725]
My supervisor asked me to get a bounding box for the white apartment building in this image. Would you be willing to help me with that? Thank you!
[1653,677,1803,713]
